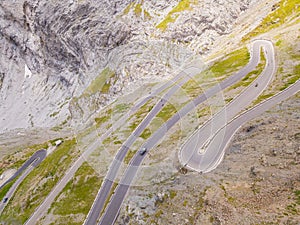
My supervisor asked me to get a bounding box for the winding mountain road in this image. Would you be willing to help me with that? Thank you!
[84,66,204,225]
[90,39,270,225]
[22,39,299,225]
[179,40,275,172]
[97,40,299,225]
[24,61,203,225]
[0,149,46,214]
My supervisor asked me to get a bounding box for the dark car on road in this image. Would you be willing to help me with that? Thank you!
[139,147,147,155]
[3,197,8,203]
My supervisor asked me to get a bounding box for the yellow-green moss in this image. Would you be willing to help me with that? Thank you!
[156,103,177,122]
[156,14,179,31]
[243,0,300,41]
[123,2,135,15]
[84,67,115,96]
[51,162,102,218]
[156,0,197,31]
[210,47,250,77]
[228,47,266,90]
[0,139,78,224]
[134,3,142,16]
[123,2,152,20]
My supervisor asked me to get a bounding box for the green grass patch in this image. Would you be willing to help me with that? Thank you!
[129,119,140,132]
[225,97,233,103]
[128,100,154,131]
[101,82,111,94]
[140,128,151,139]
[286,203,298,215]
[95,115,110,127]
[279,64,300,90]
[50,111,59,118]
[275,39,282,46]
[156,103,177,122]
[102,137,112,146]
[154,209,163,218]
[181,78,203,98]
[210,47,250,77]
[0,177,17,201]
[228,47,266,90]
[51,162,102,217]
[252,93,275,105]
[0,142,49,175]
[83,67,115,96]
[123,2,134,15]
[169,190,177,199]
[51,126,62,132]
[123,2,152,19]
[134,3,142,16]
[58,99,69,109]
[124,150,137,164]
[114,103,130,114]
[156,14,179,31]
[0,139,78,224]
[95,108,112,128]
[227,196,236,204]
[183,199,188,206]
[197,106,210,118]
[113,140,122,145]
[295,190,300,205]
[143,9,152,20]
[156,0,197,31]
[243,0,300,41]
[100,182,118,217]
[106,124,112,130]
[50,116,71,132]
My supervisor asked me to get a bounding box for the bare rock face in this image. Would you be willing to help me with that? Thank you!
[0,0,259,132]
[1,0,131,74]
[0,0,132,131]
[150,0,258,53]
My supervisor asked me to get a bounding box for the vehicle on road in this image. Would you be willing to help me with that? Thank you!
[139,147,147,155]
[3,198,8,203]
[255,83,258,87]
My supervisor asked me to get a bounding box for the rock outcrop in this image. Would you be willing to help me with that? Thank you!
[0,0,260,132]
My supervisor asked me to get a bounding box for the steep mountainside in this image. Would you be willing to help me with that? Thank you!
[0,0,262,132]
[0,0,299,224]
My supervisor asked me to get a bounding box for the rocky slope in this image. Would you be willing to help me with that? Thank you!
[117,93,300,225]
[0,0,262,132]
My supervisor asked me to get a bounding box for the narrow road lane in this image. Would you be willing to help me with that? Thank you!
[0,149,46,215]
[98,40,295,225]
[25,62,203,225]
[84,67,204,225]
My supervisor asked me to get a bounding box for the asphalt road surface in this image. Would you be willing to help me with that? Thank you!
[98,40,299,224]
[24,63,203,225]
[0,149,46,214]
[84,67,204,225]
[23,39,299,225]
[180,40,275,172]
[0,149,46,190]
[89,40,268,224]
[100,80,300,225]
